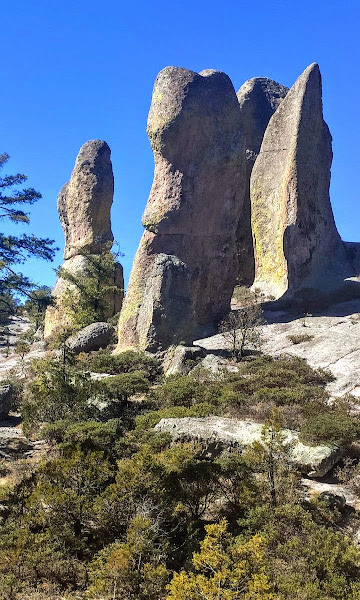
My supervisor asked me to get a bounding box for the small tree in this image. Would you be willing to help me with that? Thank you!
[23,285,52,330]
[244,411,298,509]
[220,304,264,360]
[167,519,275,600]
[57,241,122,331]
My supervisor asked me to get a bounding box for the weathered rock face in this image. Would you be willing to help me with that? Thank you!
[44,141,123,339]
[116,67,246,352]
[66,322,115,355]
[155,416,342,478]
[59,140,114,260]
[251,63,351,301]
[163,345,205,377]
[236,78,288,286]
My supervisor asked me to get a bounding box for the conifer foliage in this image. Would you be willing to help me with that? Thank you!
[0,153,56,314]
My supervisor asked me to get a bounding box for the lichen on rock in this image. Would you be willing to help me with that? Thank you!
[251,63,353,302]
[116,66,247,352]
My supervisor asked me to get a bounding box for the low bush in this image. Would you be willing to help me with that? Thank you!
[77,349,161,380]
[300,410,360,446]
[287,333,314,344]
[43,419,123,454]
[150,374,223,409]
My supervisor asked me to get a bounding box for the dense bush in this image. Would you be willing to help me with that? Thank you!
[77,349,161,380]
[2,346,360,598]
[300,410,360,446]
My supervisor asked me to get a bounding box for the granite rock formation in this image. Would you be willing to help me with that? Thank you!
[59,140,114,259]
[66,322,115,354]
[116,67,246,352]
[44,140,123,339]
[251,63,352,301]
[236,78,288,286]
[155,416,342,478]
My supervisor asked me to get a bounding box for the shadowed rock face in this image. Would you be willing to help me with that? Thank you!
[251,63,352,301]
[59,140,114,260]
[116,67,246,352]
[236,77,288,287]
[44,141,123,339]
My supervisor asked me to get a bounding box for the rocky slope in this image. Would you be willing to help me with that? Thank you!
[196,298,360,401]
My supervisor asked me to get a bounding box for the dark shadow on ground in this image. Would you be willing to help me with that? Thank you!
[0,414,22,428]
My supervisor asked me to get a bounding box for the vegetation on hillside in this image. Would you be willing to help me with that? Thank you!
[1,345,360,599]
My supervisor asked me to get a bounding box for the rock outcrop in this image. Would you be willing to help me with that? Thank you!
[163,345,206,376]
[44,140,123,339]
[236,78,288,286]
[116,67,246,352]
[66,322,115,355]
[155,416,342,478]
[59,140,114,259]
[251,63,352,302]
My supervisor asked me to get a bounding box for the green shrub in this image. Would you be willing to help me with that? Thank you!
[43,419,122,454]
[300,411,360,445]
[22,358,96,434]
[252,384,327,407]
[97,371,150,401]
[77,349,161,380]
[135,403,217,432]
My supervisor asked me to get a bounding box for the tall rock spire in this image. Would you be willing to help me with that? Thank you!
[44,140,123,339]
[58,139,114,260]
[116,66,246,352]
[236,77,288,286]
[251,63,351,301]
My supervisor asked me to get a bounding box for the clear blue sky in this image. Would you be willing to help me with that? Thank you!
[2,0,359,290]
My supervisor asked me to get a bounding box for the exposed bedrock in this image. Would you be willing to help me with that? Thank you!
[44,140,123,339]
[116,67,247,352]
[236,77,288,286]
[155,416,342,478]
[251,63,354,303]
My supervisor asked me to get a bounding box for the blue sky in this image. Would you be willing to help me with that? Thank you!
[2,0,359,290]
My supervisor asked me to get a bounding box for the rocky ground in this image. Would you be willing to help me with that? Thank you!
[197,298,360,401]
[0,315,47,379]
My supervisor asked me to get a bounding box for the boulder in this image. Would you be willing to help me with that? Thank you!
[301,478,356,508]
[66,322,115,355]
[236,77,288,286]
[44,141,124,339]
[155,416,342,477]
[116,67,246,352]
[163,345,205,376]
[0,385,12,418]
[251,63,352,302]
[0,426,43,460]
[193,354,240,377]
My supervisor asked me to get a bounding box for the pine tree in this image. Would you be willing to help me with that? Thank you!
[57,241,122,331]
[0,153,57,317]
